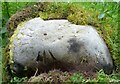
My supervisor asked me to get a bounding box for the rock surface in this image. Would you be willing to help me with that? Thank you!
[10,18,113,76]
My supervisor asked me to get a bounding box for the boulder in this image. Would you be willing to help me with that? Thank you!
[9,18,113,76]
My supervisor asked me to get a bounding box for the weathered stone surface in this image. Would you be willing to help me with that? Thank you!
[10,18,113,76]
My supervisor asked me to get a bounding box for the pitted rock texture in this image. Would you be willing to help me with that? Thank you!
[10,18,113,76]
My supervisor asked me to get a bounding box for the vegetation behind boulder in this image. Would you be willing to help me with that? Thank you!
[2,2,120,83]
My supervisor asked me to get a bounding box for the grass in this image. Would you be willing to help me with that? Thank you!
[1,1,120,83]
[68,70,120,83]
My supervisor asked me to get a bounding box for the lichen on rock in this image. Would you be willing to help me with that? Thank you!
[9,22,27,64]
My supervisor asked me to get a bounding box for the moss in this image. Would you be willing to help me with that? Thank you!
[2,22,27,82]
[7,2,47,37]
[2,46,11,82]
[67,11,88,25]
[39,12,48,20]
[6,3,120,82]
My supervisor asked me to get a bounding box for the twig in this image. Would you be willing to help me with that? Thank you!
[34,68,38,77]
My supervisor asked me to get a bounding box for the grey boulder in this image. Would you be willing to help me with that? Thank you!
[9,18,113,76]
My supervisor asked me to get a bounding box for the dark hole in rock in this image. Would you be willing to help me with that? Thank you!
[36,51,43,62]
[76,31,79,33]
[58,37,61,40]
[48,50,57,60]
[43,33,47,36]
